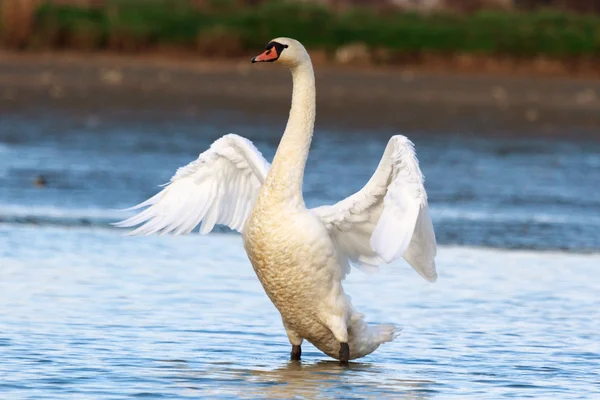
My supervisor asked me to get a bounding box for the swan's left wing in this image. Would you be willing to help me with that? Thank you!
[311,135,437,282]
[114,134,270,235]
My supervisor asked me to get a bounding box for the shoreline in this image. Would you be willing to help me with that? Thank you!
[1,50,599,136]
[2,49,600,80]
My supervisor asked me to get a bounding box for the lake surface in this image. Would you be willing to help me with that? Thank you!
[1,110,599,398]
[1,111,599,250]
[1,228,599,399]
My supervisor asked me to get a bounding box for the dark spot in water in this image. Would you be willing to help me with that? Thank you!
[132,393,167,398]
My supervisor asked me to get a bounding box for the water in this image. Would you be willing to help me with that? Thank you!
[1,227,599,398]
[1,110,600,398]
[1,112,599,250]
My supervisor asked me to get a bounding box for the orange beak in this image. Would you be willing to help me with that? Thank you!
[251,48,279,63]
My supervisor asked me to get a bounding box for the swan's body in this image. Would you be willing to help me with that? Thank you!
[116,38,437,362]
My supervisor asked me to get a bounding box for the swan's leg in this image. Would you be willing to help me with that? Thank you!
[339,342,350,364]
[325,314,350,365]
[283,322,303,361]
[291,344,301,361]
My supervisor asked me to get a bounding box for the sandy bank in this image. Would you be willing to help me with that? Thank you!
[0,51,598,136]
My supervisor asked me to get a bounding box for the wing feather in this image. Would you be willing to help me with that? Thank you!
[312,135,437,282]
[114,134,269,236]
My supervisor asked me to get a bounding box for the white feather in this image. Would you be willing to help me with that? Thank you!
[113,134,270,236]
[311,135,437,282]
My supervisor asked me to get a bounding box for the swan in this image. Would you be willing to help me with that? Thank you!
[115,37,437,364]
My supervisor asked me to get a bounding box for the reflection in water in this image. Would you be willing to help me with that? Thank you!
[241,361,435,399]
[166,359,435,399]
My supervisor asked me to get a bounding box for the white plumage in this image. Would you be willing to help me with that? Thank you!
[312,135,437,282]
[115,134,269,235]
[116,37,437,362]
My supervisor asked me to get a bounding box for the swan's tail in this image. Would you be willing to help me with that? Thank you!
[348,313,402,359]
[370,323,402,344]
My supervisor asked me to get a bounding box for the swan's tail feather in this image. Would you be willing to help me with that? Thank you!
[347,321,402,359]
[371,324,402,344]
[345,311,401,359]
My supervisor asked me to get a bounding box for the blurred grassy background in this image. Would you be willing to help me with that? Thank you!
[1,0,599,67]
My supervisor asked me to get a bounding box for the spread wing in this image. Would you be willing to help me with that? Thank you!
[114,134,270,235]
[311,135,437,282]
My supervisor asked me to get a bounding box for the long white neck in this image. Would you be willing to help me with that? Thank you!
[264,60,315,206]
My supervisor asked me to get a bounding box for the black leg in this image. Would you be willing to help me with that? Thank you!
[339,342,349,365]
[291,344,301,361]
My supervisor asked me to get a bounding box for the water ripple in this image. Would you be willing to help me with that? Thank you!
[1,227,599,398]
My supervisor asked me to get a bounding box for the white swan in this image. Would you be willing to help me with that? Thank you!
[115,37,437,363]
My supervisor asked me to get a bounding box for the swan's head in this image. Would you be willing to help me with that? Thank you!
[251,37,309,68]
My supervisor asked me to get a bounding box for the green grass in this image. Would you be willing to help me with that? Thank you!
[4,0,600,59]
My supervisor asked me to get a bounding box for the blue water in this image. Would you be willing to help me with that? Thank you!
[1,112,599,250]
[1,110,600,398]
[1,228,599,399]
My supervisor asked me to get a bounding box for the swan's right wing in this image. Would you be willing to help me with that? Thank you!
[114,134,270,235]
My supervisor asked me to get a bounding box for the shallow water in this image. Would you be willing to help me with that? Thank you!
[1,226,599,399]
[1,107,600,398]
[1,112,599,250]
